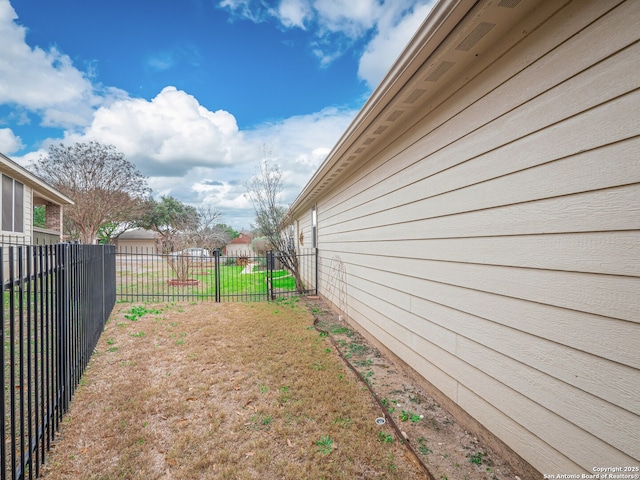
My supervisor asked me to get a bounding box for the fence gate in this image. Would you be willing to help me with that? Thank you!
[116,248,317,303]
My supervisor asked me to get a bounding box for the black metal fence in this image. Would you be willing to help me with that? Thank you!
[1,243,116,480]
[116,248,317,302]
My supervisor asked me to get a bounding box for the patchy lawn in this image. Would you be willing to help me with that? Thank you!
[40,299,427,480]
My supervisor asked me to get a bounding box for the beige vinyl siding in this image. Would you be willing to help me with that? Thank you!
[310,0,639,474]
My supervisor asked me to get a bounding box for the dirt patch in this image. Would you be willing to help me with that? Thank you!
[308,296,522,480]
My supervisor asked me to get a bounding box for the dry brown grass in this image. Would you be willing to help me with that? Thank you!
[40,298,426,480]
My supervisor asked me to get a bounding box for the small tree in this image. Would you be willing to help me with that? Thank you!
[245,158,304,292]
[31,142,150,244]
[138,196,199,253]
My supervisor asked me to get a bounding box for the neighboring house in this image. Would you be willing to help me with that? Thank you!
[0,151,73,245]
[224,233,253,256]
[115,228,158,254]
[289,0,639,476]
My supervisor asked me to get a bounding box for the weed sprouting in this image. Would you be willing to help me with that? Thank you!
[125,306,162,321]
[399,410,422,423]
[417,437,432,455]
[377,431,393,443]
[334,417,351,428]
[469,451,484,465]
[362,370,375,384]
[330,326,352,335]
[316,435,334,455]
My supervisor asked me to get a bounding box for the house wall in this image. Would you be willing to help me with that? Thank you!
[116,240,157,254]
[225,243,254,257]
[301,0,639,474]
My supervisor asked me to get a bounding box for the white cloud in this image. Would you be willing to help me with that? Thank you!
[0,1,124,129]
[0,127,23,153]
[67,86,243,175]
[358,1,434,88]
[313,0,381,37]
[243,106,356,200]
[218,0,275,23]
[219,0,434,86]
[278,0,312,28]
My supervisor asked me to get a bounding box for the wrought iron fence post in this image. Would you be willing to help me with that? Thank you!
[214,249,221,302]
[266,250,274,301]
[315,247,319,296]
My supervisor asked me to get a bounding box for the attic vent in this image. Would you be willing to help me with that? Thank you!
[405,89,426,103]
[335,167,344,173]
[456,22,495,51]
[386,110,403,121]
[345,155,356,162]
[374,126,388,135]
[363,138,375,145]
[498,0,521,7]
[354,148,365,154]
[425,61,454,82]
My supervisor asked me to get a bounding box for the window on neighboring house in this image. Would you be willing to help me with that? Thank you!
[2,174,24,233]
[311,205,317,249]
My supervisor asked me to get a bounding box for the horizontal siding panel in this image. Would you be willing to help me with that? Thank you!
[346,272,639,415]
[456,385,584,474]
[320,184,640,240]
[346,295,459,402]
[409,294,639,415]
[322,230,640,276]
[453,343,640,471]
[350,290,588,472]
[322,92,640,232]
[349,290,634,472]
[457,336,640,459]
[345,256,639,322]
[319,249,639,367]
[347,275,457,353]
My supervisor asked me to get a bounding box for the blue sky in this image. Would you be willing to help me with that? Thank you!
[0,0,434,229]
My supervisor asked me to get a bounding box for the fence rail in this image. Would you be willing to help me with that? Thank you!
[1,243,116,480]
[116,248,317,303]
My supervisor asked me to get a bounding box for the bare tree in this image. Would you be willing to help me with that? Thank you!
[31,142,150,244]
[185,206,232,252]
[245,158,304,292]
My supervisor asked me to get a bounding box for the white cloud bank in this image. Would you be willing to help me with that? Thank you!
[0,1,125,130]
[0,127,24,153]
[220,0,435,87]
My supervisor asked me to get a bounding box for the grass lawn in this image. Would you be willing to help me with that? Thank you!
[40,299,426,480]
[117,260,298,301]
